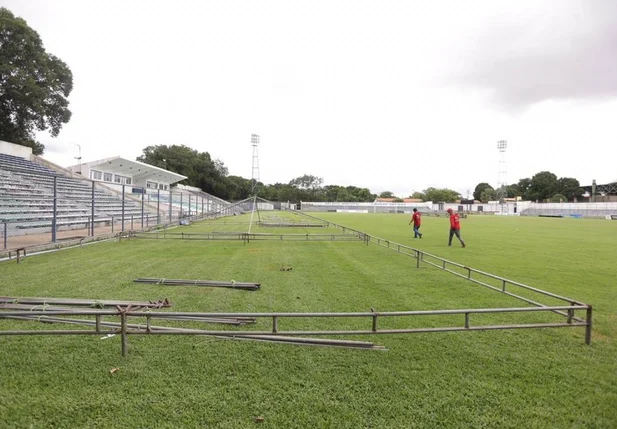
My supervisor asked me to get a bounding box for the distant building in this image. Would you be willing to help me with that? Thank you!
[375,198,424,203]
[66,156,186,192]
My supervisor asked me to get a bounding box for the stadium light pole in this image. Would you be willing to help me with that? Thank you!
[496,140,508,212]
[251,134,260,196]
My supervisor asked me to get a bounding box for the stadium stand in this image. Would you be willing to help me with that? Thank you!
[0,153,156,235]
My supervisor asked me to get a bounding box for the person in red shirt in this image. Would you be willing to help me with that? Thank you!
[409,208,422,238]
[447,208,466,248]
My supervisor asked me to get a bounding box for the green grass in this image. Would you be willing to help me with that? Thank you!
[0,213,616,428]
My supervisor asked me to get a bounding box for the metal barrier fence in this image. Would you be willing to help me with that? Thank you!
[0,304,591,356]
[294,211,593,343]
[0,171,237,251]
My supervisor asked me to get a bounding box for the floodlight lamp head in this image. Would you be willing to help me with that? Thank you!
[251,134,260,146]
[497,140,507,151]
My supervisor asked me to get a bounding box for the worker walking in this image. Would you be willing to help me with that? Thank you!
[409,208,422,238]
[447,208,466,247]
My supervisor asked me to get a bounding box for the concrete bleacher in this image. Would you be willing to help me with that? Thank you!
[0,153,156,235]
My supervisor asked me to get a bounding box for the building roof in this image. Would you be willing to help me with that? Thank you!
[69,156,187,184]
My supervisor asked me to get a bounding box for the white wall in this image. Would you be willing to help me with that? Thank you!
[0,140,33,159]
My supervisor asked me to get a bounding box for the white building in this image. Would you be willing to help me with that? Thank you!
[66,156,186,192]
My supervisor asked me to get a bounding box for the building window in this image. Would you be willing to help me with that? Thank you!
[90,170,102,180]
[158,183,166,190]
[146,181,157,189]
[103,172,112,182]
[114,175,132,185]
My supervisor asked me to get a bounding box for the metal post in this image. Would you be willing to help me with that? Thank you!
[585,306,593,345]
[95,315,101,333]
[141,188,144,228]
[91,181,95,237]
[272,316,278,333]
[464,313,470,329]
[372,314,378,332]
[121,185,125,232]
[131,214,134,230]
[416,251,421,268]
[51,176,57,242]
[188,194,191,217]
[111,215,114,234]
[3,222,6,250]
[169,190,172,222]
[157,189,161,224]
[121,311,128,356]
[201,196,204,215]
[180,193,183,219]
[502,280,506,292]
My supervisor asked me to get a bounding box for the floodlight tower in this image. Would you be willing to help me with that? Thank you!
[251,134,260,195]
[496,140,508,208]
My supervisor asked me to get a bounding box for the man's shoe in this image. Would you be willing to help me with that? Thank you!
[462,243,466,248]
[419,234,422,239]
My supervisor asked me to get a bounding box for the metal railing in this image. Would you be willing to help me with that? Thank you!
[0,303,592,356]
[293,212,593,339]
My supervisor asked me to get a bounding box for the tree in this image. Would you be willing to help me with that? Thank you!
[473,183,493,201]
[379,191,395,198]
[0,8,73,154]
[288,174,323,190]
[423,187,461,202]
[137,145,229,197]
[506,184,521,198]
[225,175,251,200]
[350,187,375,202]
[528,171,558,202]
[335,188,352,202]
[551,194,567,203]
[517,178,532,200]
[480,187,497,203]
[555,177,583,201]
[409,191,426,201]
[214,159,228,177]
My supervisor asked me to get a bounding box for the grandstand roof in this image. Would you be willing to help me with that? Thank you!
[68,156,187,184]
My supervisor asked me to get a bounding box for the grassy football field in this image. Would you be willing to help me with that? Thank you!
[0,212,615,428]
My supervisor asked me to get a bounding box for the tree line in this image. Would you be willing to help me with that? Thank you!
[473,172,584,203]
[138,145,585,204]
[137,144,378,203]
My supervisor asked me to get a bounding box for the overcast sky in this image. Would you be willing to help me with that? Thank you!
[4,0,617,197]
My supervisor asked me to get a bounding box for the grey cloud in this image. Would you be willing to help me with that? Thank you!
[451,2,617,109]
